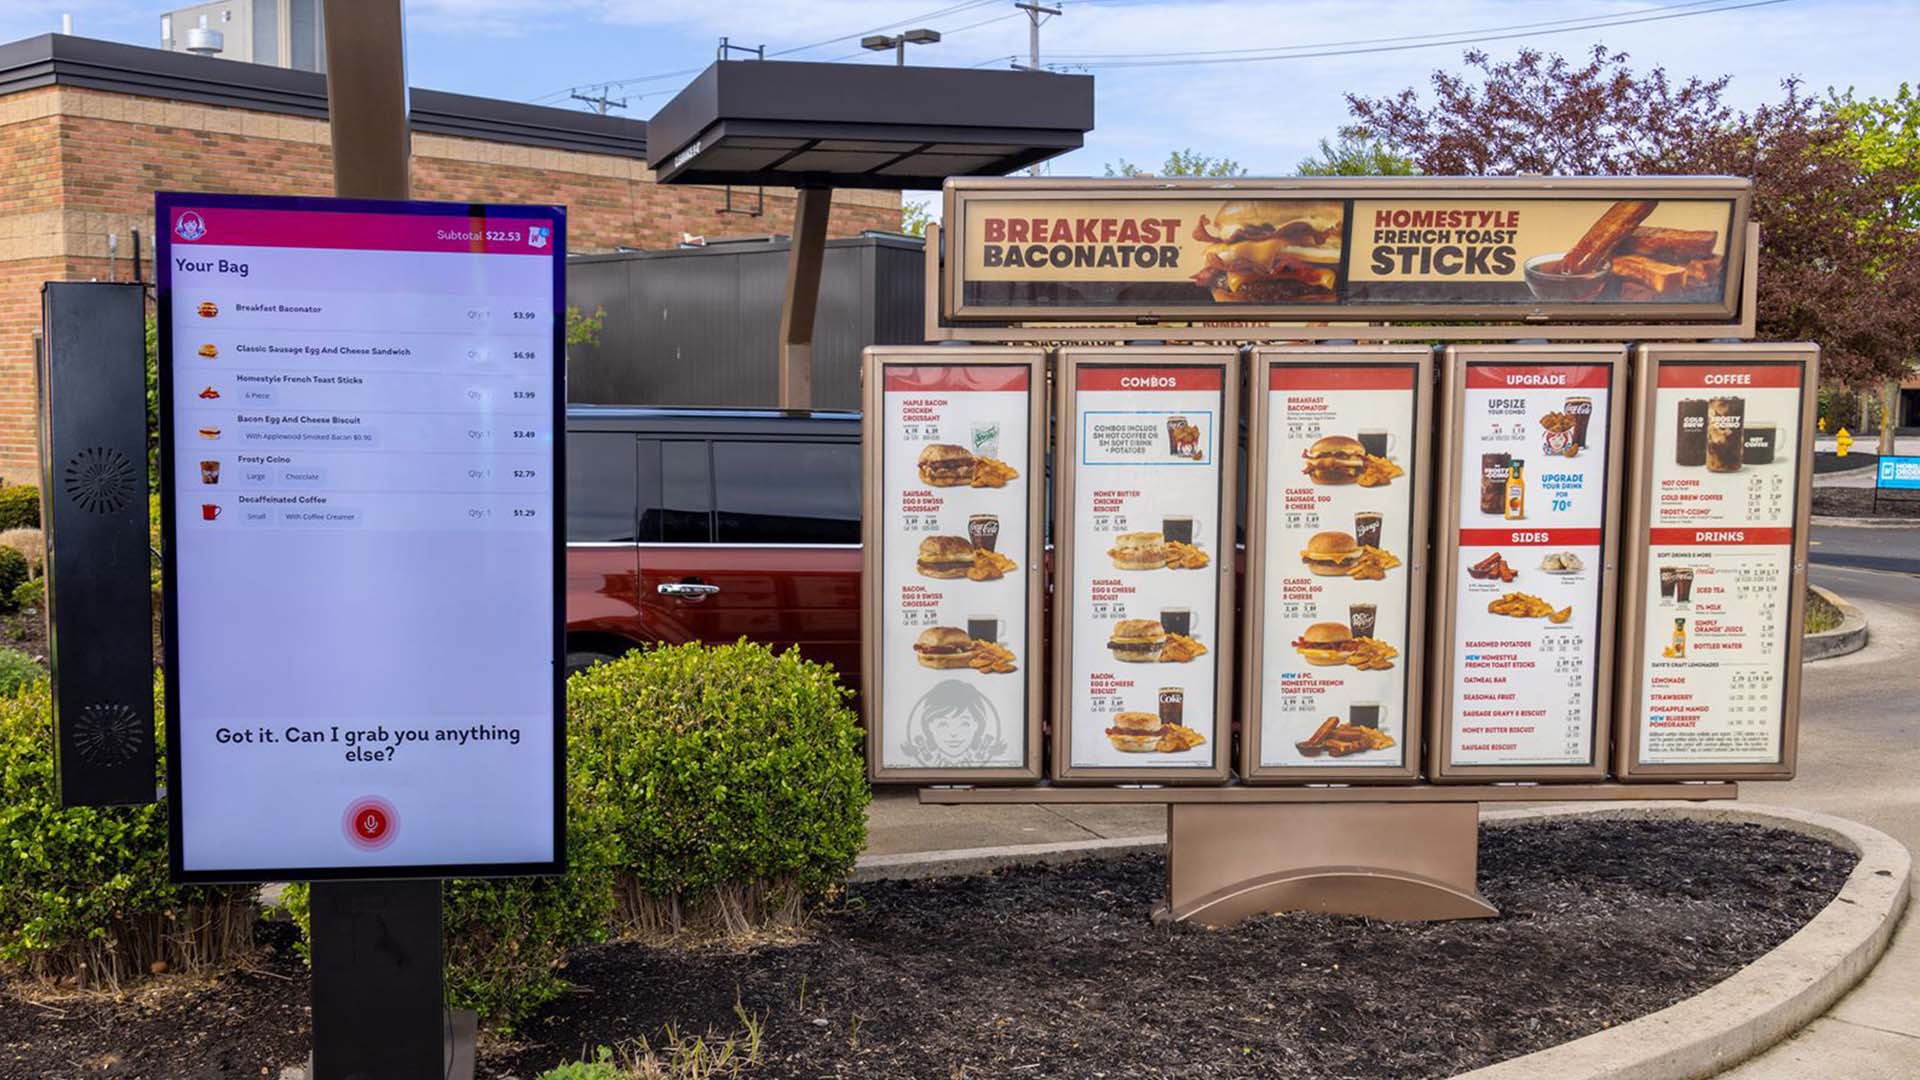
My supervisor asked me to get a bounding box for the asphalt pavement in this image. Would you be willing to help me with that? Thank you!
[1808,523,1920,574]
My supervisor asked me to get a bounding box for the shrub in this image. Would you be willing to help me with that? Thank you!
[0,485,39,531]
[0,547,28,610]
[10,577,42,613]
[0,649,43,697]
[285,795,618,1032]
[0,680,256,987]
[569,640,868,940]
[538,1051,623,1080]
[0,527,43,576]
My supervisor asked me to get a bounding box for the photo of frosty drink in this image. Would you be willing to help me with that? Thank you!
[1480,453,1511,515]
[1706,396,1746,473]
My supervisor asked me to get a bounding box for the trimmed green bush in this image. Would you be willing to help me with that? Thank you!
[537,1051,622,1080]
[0,547,27,610]
[0,485,39,531]
[10,577,42,612]
[0,680,255,986]
[0,648,43,697]
[285,796,618,1032]
[568,640,868,938]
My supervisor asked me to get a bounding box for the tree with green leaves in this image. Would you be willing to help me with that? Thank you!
[900,201,934,237]
[1295,134,1417,176]
[1105,149,1247,178]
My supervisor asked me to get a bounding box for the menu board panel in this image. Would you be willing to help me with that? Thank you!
[864,350,1046,782]
[158,193,563,882]
[1432,347,1624,779]
[1055,350,1236,781]
[946,177,1749,324]
[1244,350,1429,780]
[1618,346,1815,777]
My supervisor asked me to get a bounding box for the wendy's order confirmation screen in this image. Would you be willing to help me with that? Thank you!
[157,193,564,882]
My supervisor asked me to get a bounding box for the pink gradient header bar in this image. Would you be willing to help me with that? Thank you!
[166,206,557,257]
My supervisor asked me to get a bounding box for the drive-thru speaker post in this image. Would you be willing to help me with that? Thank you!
[156,192,566,1075]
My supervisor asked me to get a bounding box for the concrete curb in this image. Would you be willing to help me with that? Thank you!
[852,802,1908,1080]
[1802,585,1869,661]
[1456,802,1910,1080]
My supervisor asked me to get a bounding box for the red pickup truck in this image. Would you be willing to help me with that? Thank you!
[564,406,864,690]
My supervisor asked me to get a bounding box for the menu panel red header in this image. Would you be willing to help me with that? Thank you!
[1077,366,1223,392]
[1465,364,1611,390]
[883,364,1030,393]
[1270,365,1417,392]
[1656,364,1803,389]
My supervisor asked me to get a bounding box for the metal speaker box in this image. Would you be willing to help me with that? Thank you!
[39,282,155,807]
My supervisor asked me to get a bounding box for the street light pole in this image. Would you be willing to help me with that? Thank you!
[862,28,942,66]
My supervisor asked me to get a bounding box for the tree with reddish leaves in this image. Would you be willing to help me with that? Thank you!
[1345,49,1919,416]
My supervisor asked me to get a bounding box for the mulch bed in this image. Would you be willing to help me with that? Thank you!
[0,609,47,660]
[1812,485,1920,519]
[0,820,1855,1080]
[1812,450,1876,475]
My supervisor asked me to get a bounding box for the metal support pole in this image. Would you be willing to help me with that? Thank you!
[777,186,831,411]
[310,5,465,1079]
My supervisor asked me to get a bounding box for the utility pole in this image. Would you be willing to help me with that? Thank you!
[1014,1,1061,174]
[569,86,627,114]
[1014,0,1062,72]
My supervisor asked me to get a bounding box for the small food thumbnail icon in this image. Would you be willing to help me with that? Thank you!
[196,302,218,318]
[198,344,218,358]
[197,426,221,440]
[198,386,220,400]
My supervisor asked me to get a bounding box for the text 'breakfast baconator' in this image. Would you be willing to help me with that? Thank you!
[915,443,1019,489]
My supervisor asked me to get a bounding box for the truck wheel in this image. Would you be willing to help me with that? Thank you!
[564,650,615,677]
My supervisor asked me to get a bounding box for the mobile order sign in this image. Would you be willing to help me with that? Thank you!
[157,193,565,882]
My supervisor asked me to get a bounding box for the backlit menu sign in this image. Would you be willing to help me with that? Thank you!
[158,193,564,882]
[1431,346,1625,780]
[862,348,1047,783]
[1054,349,1237,782]
[1243,348,1430,781]
[944,177,1748,324]
[1616,344,1816,780]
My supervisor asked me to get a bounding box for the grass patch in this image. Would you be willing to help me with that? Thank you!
[1804,587,1844,635]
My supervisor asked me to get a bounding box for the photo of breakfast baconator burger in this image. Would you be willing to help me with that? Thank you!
[1190,201,1344,304]
[912,626,1018,674]
[916,442,1019,489]
[916,535,1017,582]
[1105,711,1209,754]
[196,301,218,318]
[1301,434,1404,487]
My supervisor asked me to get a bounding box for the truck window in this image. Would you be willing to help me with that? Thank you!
[565,432,637,542]
[650,439,712,543]
[712,440,859,545]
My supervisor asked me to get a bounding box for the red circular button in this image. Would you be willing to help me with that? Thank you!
[341,796,399,852]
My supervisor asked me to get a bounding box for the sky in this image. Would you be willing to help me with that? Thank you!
[6,0,1915,223]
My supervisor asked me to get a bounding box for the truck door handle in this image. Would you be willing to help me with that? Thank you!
[658,582,720,600]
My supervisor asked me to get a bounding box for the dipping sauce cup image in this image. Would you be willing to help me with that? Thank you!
[1523,253,1611,302]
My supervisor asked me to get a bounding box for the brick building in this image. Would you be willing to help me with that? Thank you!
[0,33,903,481]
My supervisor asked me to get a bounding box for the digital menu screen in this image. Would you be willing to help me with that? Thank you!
[1634,360,1804,764]
[1255,363,1419,770]
[1064,360,1230,772]
[1445,360,1614,768]
[873,360,1036,776]
[158,193,563,880]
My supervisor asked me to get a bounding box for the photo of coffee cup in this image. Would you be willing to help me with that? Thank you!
[1159,607,1192,637]
[1357,429,1394,458]
[1743,422,1778,466]
[1349,701,1382,729]
[967,615,998,643]
[1162,515,1195,546]
[201,504,222,521]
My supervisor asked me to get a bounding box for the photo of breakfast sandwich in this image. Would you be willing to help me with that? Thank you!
[1108,531,1167,570]
[1295,715,1396,758]
[196,301,218,318]
[1525,200,1726,303]
[1107,618,1167,663]
[197,426,221,440]
[913,626,979,669]
[1288,623,1400,670]
[917,444,976,487]
[197,343,218,358]
[1105,711,1209,754]
[1300,531,1402,581]
[1190,200,1343,304]
[916,535,978,580]
[1302,434,1403,487]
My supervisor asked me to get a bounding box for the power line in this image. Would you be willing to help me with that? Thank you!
[1052,0,1797,69]
[1046,0,1735,61]
[765,0,1002,57]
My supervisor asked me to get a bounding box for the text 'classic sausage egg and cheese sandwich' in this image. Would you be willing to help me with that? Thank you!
[1190,201,1343,304]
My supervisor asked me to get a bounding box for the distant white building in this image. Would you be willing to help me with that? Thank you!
[159,0,326,72]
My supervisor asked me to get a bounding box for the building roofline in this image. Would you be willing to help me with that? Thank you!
[0,33,647,159]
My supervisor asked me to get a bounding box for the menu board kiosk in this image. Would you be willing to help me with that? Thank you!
[1428,345,1628,783]
[861,347,1048,783]
[1614,343,1818,781]
[1052,347,1238,783]
[1241,346,1433,783]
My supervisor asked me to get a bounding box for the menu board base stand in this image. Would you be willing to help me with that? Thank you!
[1159,802,1496,926]
[309,879,475,1080]
[923,783,1738,927]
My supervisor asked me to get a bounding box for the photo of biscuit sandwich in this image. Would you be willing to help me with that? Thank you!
[1104,711,1209,754]
[197,343,218,358]
[1106,618,1167,663]
[1108,531,1167,571]
[1190,201,1343,304]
